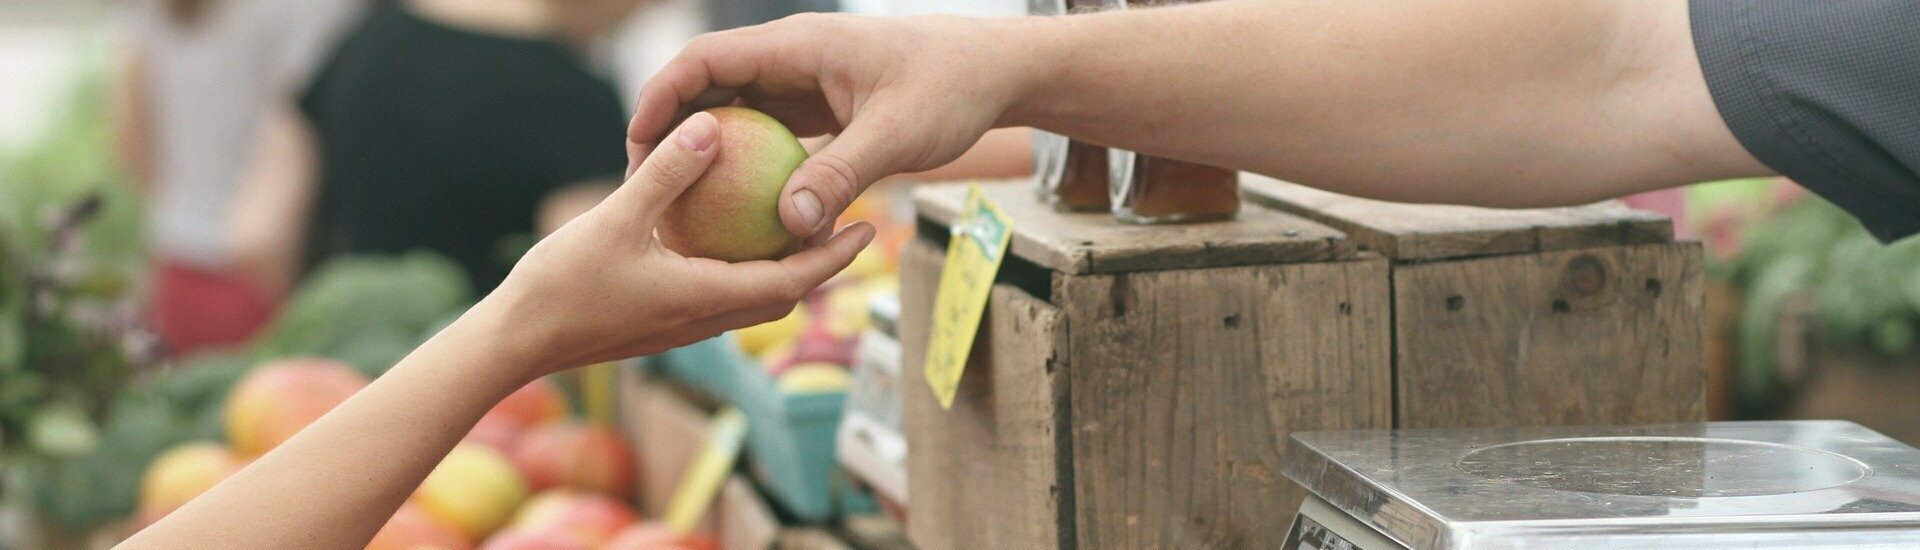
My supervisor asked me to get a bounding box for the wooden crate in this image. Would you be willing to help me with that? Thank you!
[1241,176,1706,428]
[901,181,1393,549]
[618,369,861,550]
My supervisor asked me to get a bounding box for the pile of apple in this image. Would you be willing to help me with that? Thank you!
[135,358,713,550]
[737,194,907,395]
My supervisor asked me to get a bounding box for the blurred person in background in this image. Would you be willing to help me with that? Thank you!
[112,0,363,356]
[229,0,651,297]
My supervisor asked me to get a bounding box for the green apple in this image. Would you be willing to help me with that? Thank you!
[658,107,807,262]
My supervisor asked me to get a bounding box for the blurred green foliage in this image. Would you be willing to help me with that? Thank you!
[1,64,474,532]
[1721,197,1920,417]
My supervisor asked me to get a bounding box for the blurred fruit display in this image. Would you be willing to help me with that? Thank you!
[1702,179,1920,417]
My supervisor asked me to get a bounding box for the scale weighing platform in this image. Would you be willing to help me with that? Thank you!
[1280,421,1920,549]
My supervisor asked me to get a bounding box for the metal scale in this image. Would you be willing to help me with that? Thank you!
[1280,421,1920,549]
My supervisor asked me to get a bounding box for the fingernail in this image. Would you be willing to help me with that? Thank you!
[793,189,823,230]
[676,112,718,152]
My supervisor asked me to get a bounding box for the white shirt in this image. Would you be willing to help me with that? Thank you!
[127,0,359,266]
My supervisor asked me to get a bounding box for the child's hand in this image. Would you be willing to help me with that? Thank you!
[468,111,875,381]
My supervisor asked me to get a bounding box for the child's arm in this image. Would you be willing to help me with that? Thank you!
[118,112,875,549]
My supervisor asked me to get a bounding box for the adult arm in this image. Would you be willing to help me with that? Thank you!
[119,112,874,549]
[110,49,155,192]
[629,0,1769,237]
[227,104,320,297]
[899,127,1034,182]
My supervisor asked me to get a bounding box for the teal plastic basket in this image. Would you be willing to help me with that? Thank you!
[649,334,873,522]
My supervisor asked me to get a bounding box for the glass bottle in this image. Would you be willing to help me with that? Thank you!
[1099,0,1240,224]
[1029,0,1112,212]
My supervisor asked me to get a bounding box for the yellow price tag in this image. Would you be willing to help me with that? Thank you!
[924,185,1014,409]
[664,407,747,533]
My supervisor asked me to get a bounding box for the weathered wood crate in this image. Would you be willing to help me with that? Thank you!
[901,181,1393,549]
[1240,176,1706,428]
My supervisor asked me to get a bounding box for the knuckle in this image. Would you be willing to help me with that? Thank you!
[644,155,695,189]
[807,155,863,206]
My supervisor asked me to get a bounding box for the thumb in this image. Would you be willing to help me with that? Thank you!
[604,111,721,230]
[778,115,910,237]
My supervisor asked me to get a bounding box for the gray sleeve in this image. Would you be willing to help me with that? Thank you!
[1691,0,1920,242]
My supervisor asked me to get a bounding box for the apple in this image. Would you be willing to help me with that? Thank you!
[734,307,807,357]
[367,502,473,550]
[477,530,589,550]
[775,321,857,373]
[224,358,368,457]
[777,363,852,394]
[465,412,528,454]
[136,442,245,525]
[601,522,719,550]
[657,107,807,262]
[466,377,568,453]
[418,444,530,540]
[488,377,569,427]
[508,491,637,547]
[510,423,635,499]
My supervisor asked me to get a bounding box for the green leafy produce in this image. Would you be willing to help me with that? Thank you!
[1870,316,1919,358]
[1735,253,1812,417]
[253,252,473,376]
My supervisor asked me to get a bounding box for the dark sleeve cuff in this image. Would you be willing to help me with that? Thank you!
[1691,0,1920,243]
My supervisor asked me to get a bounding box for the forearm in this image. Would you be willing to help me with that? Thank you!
[229,105,318,295]
[903,127,1035,182]
[1010,0,1765,206]
[121,308,531,549]
[111,52,155,191]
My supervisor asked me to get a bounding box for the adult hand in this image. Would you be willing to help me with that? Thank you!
[627,13,1051,237]
[482,111,875,380]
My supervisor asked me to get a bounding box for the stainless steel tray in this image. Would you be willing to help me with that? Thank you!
[1283,421,1920,549]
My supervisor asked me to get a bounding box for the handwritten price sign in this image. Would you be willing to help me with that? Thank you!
[924,185,1014,409]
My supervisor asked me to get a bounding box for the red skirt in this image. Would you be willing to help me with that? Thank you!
[148,260,278,357]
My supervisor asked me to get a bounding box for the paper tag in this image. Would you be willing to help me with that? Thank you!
[924,185,1014,409]
[665,407,747,533]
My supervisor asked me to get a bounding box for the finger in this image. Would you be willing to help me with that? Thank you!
[690,302,800,339]
[602,111,721,231]
[712,222,876,308]
[628,30,778,167]
[779,114,915,237]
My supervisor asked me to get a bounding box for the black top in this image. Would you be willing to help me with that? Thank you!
[299,3,627,292]
[1692,1,1920,243]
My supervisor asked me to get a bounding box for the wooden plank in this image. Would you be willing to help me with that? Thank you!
[839,515,915,550]
[1241,175,1672,261]
[717,476,782,550]
[1392,242,1707,428]
[901,238,1073,550]
[1062,259,1394,549]
[778,529,856,550]
[618,368,721,535]
[914,179,1354,274]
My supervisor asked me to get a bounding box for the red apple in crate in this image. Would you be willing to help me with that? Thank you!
[136,442,246,526]
[225,358,368,457]
[466,413,527,454]
[478,530,589,550]
[602,522,719,550]
[510,423,635,498]
[489,377,569,426]
[367,502,473,550]
[508,491,637,547]
[770,321,857,375]
[467,377,568,452]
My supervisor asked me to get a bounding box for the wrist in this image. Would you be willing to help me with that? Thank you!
[432,295,551,391]
[994,14,1080,129]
